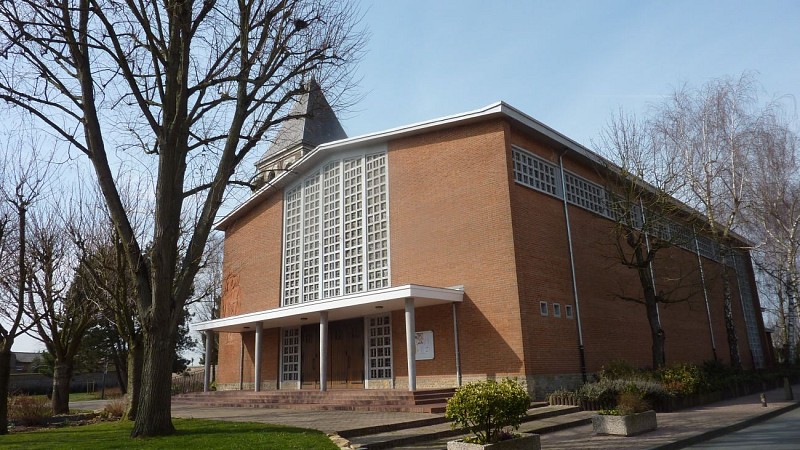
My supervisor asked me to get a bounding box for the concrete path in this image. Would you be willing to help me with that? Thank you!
[73,383,800,449]
[539,383,800,450]
[686,405,800,449]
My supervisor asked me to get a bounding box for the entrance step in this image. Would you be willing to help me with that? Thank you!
[173,388,458,413]
[340,405,589,450]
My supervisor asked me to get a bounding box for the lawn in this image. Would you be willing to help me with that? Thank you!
[2,419,338,449]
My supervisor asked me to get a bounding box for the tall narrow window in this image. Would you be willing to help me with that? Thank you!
[365,153,389,290]
[321,162,342,298]
[281,328,300,381]
[343,157,365,294]
[368,315,392,379]
[302,172,321,302]
[283,187,302,305]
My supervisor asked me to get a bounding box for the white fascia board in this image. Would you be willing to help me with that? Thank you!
[191,284,464,332]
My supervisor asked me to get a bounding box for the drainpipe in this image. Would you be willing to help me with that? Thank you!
[558,152,587,382]
[693,225,718,361]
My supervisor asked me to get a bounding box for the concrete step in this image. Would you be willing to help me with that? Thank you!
[341,405,583,449]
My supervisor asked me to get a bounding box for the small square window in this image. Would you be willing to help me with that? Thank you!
[553,303,561,318]
[565,305,573,319]
[539,301,548,316]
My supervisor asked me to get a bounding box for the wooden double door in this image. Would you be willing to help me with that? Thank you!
[300,318,364,389]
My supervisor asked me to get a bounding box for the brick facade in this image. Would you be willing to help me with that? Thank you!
[211,106,769,398]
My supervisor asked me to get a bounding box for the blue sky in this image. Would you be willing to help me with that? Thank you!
[343,0,799,149]
[10,1,799,354]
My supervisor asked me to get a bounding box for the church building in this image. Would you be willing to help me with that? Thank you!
[194,85,770,398]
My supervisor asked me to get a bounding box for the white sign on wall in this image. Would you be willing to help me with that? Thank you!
[415,330,434,360]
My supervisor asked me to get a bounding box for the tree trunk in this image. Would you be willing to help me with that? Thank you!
[131,321,177,437]
[639,267,666,368]
[51,359,74,414]
[0,348,12,434]
[125,338,143,420]
[721,263,742,369]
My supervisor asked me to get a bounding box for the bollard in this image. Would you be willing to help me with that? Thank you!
[785,377,794,401]
[760,393,767,407]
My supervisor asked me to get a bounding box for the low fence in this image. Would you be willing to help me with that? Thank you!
[10,372,120,396]
[171,369,208,395]
[547,376,800,413]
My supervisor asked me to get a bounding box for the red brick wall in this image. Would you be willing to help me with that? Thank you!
[388,119,526,379]
[217,192,284,384]
[507,125,759,372]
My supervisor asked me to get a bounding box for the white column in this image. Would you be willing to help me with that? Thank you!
[319,311,329,391]
[405,297,416,392]
[203,331,212,392]
[254,322,263,392]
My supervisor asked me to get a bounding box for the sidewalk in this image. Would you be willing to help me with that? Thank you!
[539,383,800,450]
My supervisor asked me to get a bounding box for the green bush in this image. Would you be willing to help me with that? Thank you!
[659,363,707,396]
[598,360,651,381]
[445,378,531,444]
[579,378,669,406]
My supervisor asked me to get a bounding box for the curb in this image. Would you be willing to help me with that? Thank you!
[648,398,800,450]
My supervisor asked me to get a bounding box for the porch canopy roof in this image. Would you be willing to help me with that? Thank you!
[192,284,464,333]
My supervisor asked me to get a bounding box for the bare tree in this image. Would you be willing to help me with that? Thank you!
[0,149,48,434]
[26,206,98,414]
[0,0,365,436]
[654,74,769,368]
[744,111,800,363]
[596,110,695,368]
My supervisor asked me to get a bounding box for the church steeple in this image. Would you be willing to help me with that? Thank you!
[254,79,347,186]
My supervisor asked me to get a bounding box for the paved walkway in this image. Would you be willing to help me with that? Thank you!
[72,383,800,449]
[539,383,800,450]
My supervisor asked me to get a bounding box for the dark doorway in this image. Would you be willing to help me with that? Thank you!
[300,318,364,389]
[300,324,320,389]
[329,318,365,389]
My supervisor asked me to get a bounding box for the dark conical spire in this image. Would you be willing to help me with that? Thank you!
[255,79,347,169]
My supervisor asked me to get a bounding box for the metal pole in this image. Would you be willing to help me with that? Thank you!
[255,323,263,392]
[405,298,416,391]
[558,152,587,382]
[319,311,329,391]
[693,226,717,361]
[203,331,212,392]
[452,302,462,387]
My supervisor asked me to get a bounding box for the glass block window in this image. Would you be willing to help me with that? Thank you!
[733,252,765,368]
[669,222,694,248]
[282,151,389,306]
[697,236,719,262]
[302,172,321,302]
[368,315,392,379]
[281,328,300,381]
[365,154,390,290]
[343,157,365,294]
[321,162,342,298]
[564,172,609,217]
[512,147,560,196]
[283,187,302,305]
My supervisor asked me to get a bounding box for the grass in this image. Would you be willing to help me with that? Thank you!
[3,419,338,449]
[26,389,123,403]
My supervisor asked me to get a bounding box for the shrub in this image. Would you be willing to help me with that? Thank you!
[659,363,706,396]
[445,378,531,444]
[100,398,126,419]
[8,395,52,426]
[598,360,649,381]
[579,378,669,407]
